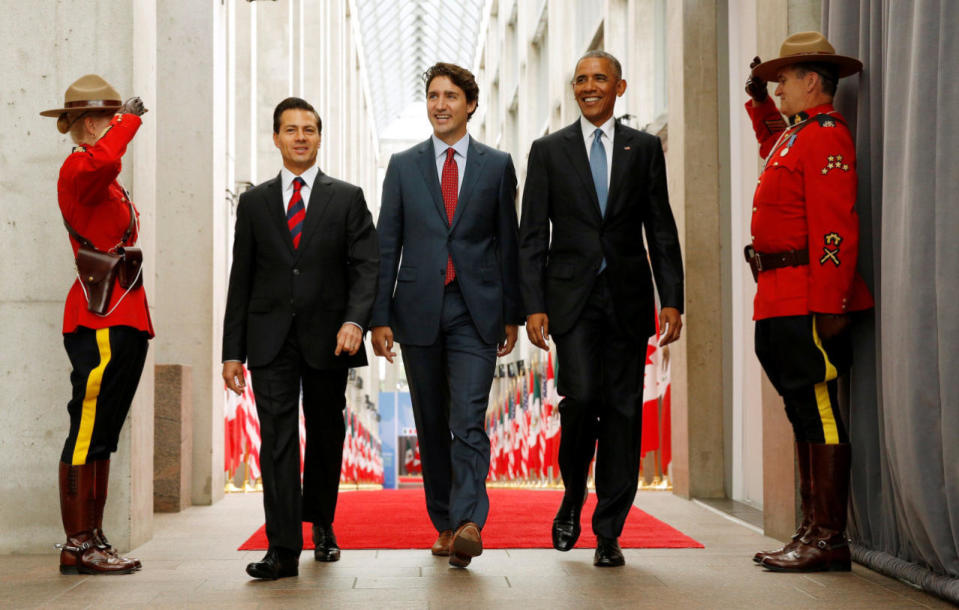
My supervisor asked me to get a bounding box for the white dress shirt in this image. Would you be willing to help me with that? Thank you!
[580,115,614,186]
[431,133,469,195]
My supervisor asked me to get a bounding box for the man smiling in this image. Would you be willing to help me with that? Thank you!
[223,97,379,579]
[519,51,684,567]
[370,62,522,568]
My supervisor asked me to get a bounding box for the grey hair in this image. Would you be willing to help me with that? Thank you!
[575,50,623,80]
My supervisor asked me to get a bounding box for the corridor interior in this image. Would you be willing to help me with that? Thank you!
[3,491,946,608]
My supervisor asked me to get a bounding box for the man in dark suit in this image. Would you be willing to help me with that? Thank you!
[370,62,522,568]
[222,97,379,579]
[519,51,684,568]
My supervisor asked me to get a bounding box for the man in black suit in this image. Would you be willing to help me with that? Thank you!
[519,51,684,567]
[370,62,522,568]
[222,97,379,579]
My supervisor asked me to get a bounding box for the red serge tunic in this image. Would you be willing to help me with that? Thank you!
[58,113,154,337]
[746,97,873,321]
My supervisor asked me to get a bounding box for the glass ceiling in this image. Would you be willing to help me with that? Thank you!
[354,0,487,138]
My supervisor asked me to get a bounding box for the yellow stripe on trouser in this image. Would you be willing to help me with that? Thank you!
[72,328,112,465]
[811,316,840,445]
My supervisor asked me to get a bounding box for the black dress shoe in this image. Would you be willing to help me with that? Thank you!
[594,536,625,567]
[552,488,588,551]
[312,524,341,562]
[246,549,299,579]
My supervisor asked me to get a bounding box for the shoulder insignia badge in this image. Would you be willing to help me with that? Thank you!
[821,154,850,175]
[820,232,843,266]
[814,114,839,127]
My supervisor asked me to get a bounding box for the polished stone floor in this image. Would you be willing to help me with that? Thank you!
[0,490,949,609]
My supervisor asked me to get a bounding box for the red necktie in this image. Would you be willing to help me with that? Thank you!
[441,148,458,284]
[287,177,306,248]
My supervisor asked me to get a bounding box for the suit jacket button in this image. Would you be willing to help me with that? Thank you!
[293,268,300,275]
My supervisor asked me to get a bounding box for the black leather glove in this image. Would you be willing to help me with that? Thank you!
[745,56,768,102]
[119,96,148,117]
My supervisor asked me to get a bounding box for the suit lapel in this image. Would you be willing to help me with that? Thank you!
[606,124,634,219]
[415,139,450,226]
[264,174,294,256]
[561,122,602,220]
[450,137,488,233]
[294,171,334,260]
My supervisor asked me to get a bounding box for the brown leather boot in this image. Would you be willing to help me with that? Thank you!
[753,442,811,563]
[57,462,137,575]
[762,443,851,572]
[92,459,141,570]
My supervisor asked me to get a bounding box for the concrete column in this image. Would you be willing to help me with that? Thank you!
[256,0,293,184]
[665,0,726,499]
[0,0,155,552]
[155,0,226,505]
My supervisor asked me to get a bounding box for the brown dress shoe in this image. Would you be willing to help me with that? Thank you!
[58,462,136,575]
[449,522,482,568]
[762,443,852,573]
[431,529,453,556]
[754,442,811,564]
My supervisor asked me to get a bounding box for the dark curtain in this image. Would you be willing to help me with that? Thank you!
[823,0,959,602]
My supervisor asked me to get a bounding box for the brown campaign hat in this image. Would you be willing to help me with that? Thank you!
[751,31,863,82]
[40,74,122,121]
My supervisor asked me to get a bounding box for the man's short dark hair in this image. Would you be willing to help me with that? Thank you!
[794,62,839,96]
[422,62,480,120]
[575,50,623,80]
[273,97,322,134]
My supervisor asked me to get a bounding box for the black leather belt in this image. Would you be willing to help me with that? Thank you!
[744,245,809,282]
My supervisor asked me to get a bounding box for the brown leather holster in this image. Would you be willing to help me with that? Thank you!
[62,197,141,315]
[116,247,143,290]
[75,247,122,315]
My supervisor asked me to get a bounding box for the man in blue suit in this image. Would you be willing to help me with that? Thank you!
[370,62,522,568]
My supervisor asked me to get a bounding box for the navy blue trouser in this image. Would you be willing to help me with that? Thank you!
[401,283,497,532]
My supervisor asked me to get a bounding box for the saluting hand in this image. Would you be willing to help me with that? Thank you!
[745,56,768,104]
[119,96,148,117]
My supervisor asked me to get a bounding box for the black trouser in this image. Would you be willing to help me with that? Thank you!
[402,283,497,532]
[250,332,348,554]
[62,326,149,465]
[553,274,645,539]
[754,314,851,444]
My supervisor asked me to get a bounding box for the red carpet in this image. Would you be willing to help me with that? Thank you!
[238,489,703,550]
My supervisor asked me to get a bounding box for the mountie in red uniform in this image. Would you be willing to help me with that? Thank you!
[746,96,873,320]
[59,113,154,337]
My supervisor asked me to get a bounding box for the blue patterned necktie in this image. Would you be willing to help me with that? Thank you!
[589,128,608,216]
[590,128,608,273]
